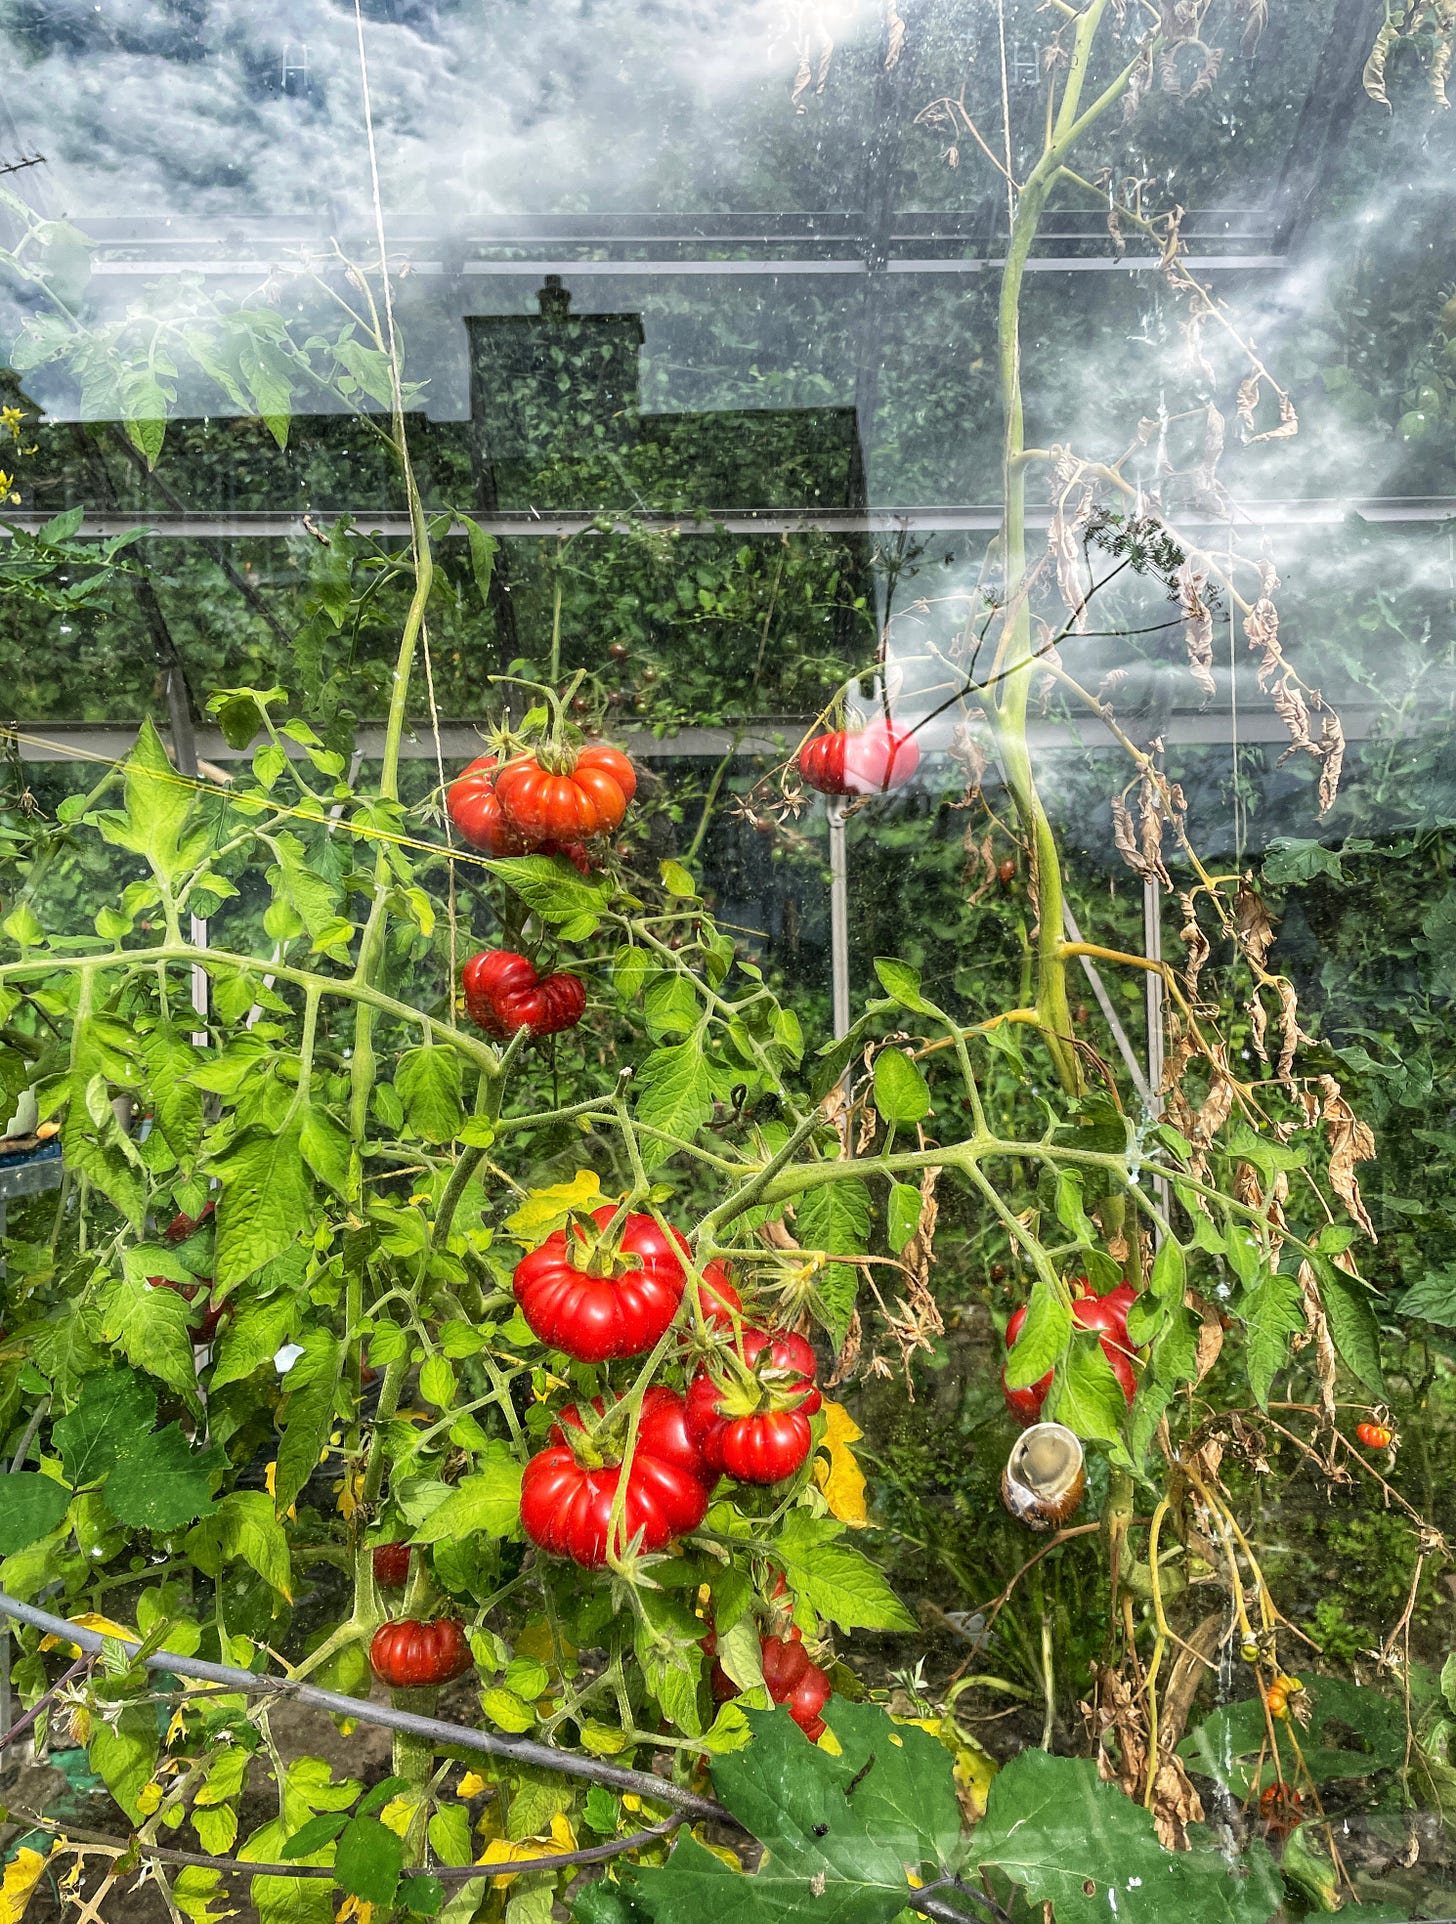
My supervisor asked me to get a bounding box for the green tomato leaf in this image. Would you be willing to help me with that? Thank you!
[96,1270,199,1407]
[186,1490,293,1600]
[1310,1255,1384,1396]
[333,1815,404,1910]
[1045,1332,1128,1444]
[1003,1283,1072,1391]
[795,1177,870,1259]
[1238,1271,1305,1409]
[633,1036,713,1172]
[885,1181,921,1256]
[210,1293,303,1390]
[395,1048,465,1144]
[871,956,934,1015]
[772,1512,915,1632]
[0,1472,72,1553]
[211,1119,314,1287]
[484,854,609,935]
[273,1330,343,1517]
[870,1048,930,1125]
[104,1423,223,1531]
[53,1368,157,1488]
[412,1445,524,1543]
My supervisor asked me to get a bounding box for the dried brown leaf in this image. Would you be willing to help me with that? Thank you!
[1319,1074,1377,1239]
[1176,559,1217,704]
[1177,892,1212,1007]
[1298,1260,1339,1425]
[1272,675,1316,761]
[1364,17,1398,107]
[1112,792,1151,881]
[1235,881,1275,972]
[1275,978,1309,1091]
[1317,710,1346,818]
[884,0,905,70]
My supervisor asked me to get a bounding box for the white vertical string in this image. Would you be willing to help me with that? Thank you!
[996,0,1016,238]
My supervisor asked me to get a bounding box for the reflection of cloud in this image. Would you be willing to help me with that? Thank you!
[5,0,873,223]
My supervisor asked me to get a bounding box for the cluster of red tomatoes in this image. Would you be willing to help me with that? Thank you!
[706,1622,832,1742]
[364,1210,828,1701]
[446,746,636,863]
[1000,1279,1138,1425]
[512,1208,823,1566]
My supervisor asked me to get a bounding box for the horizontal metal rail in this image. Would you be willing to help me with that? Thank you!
[7,703,1402,766]
[3,500,1453,542]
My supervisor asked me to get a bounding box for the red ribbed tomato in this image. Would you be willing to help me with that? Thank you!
[447,755,531,856]
[446,756,591,871]
[519,1387,711,1566]
[495,745,636,841]
[798,721,919,797]
[372,1542,410,1588]
[687,1328,822,1484]
[513,1206,731,1361]
[1356,1421,1393,1449]
[760,1634,832,1740]
[369,1617,473,1689]
[463,950,586,1039]
[1002,1281,1138,1426]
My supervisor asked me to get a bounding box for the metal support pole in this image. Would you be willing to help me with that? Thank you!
[827,798,851,1046]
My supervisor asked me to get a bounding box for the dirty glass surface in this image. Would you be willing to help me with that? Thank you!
[1,4,1455,1922]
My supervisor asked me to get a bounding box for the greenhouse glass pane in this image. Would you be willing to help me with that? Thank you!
[1,5,1455,1921]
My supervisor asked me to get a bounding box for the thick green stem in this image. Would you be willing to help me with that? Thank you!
[990,0,1129,1096]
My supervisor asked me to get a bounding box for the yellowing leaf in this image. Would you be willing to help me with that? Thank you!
[336,1898,373,1924]
[690,1830,746,1872]
[262,1460,296,1521]
[0,1847,53,1924]
[505,1171,611,1243]
[40,1611,136,1652]
[474,1813,577,1887]
[457,1771,487,1798]
[954,1742,998,1823]
[135,1780,165,1815]
[812,1401,868,1526]
[817,1726,843,1755]
[334,1469,365,1521]
[378,1794,425,1840]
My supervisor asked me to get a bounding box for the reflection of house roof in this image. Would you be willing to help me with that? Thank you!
[465,277,866,514]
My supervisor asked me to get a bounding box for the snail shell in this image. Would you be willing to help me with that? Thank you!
[1000,1422,1086,1532]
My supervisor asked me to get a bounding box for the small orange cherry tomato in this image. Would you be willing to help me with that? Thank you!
[1265,1684,1288,1719]
[1356,1421,1393,1449]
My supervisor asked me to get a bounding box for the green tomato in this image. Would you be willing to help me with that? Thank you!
[1440,292,1456,339]
[1416,382,1445,416]
[1397,409,1432,443]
